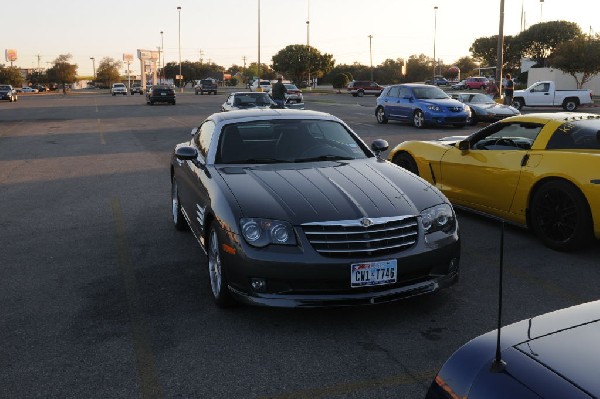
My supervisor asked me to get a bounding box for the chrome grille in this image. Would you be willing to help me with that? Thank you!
[302,216,419,258]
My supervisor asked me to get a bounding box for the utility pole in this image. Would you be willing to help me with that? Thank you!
[368,35,373,81]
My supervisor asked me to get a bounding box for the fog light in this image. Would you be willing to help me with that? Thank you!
[250,278,267,293]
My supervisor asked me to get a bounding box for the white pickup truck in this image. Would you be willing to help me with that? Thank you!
[511,81,593,111]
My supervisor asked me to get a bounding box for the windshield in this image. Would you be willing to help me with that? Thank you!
[216,119,370,164]
[233,93,272,106]
[413,86,449,100]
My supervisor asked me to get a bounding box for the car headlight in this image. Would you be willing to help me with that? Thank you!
[420,204,455,234]
[427,105,441,112]
[240,218,297,247]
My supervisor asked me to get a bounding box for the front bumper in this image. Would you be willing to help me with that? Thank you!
[425,112,469,126]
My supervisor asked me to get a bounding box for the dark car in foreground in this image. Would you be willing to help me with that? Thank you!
[146,85,176,105]
[450,92,520,125]
[170,109,460,308]
[0,84,18,102]
[426,300,600,398]
[375,84,470,128]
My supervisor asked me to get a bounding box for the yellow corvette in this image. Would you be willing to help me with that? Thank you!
[389,112,600,251]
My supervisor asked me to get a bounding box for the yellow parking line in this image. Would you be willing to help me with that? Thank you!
[111,198,163,398]
[258,370,434,399]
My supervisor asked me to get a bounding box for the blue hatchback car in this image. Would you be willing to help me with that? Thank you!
[375,84,470,128]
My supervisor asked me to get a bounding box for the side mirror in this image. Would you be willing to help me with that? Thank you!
[175,146,199,161]
[371,139,389,160]
[190,127,199,136]
[458,140,470,151]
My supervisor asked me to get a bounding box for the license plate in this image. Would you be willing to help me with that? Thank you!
[161,92,166,96]
[351,260,397,288]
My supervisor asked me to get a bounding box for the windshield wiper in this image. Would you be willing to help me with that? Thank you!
[293,155,354,163]
[229,158,288,164]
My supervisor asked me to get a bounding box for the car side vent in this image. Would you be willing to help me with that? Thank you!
[302,216,419,258]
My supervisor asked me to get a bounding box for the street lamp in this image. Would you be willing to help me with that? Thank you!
[177,6,183,93]
[306,0,310,90]
[257,0,261,86]
[433,6,438,81]
[160,30,164,84]
[90,57,96,82]
[368,35,373,81]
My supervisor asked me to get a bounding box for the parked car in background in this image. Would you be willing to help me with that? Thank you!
[130,83,144,95]
[464,76,489,90]
[250,79,272,92]
[450,92,520,125]
[388,112,600,251]
[425,76,449,86]
[0,84,18,102]
[266,83,304,103]
[512,80,593,111]
[195,79,218,95]
[146,85,176,105]
[451,80,467,90]
[426,300,600,399]
[34,84,49,92]
[20,87,39,93]
[346,80,384,97]
[221,92,274,111]
[375,84,470,128]
[111,83,127,96]
[170,109,460,307]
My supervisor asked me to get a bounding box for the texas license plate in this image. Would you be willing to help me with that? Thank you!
[351,260,397,288]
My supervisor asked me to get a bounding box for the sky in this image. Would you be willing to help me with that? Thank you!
[3,0,598,77]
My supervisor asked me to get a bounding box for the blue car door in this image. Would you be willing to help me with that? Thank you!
[382,86,402,120]
[397,86,415,121]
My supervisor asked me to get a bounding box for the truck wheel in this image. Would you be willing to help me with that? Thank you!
[512,98,524,111]
[563,98,578,112]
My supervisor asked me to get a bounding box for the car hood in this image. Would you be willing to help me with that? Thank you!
[470,103,518,114]
[216,159,445,224]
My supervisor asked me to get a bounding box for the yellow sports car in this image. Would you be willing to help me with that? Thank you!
[388,112,600,251]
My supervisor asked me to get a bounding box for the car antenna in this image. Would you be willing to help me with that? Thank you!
[491,221,507,373]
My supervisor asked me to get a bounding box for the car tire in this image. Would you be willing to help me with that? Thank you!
[530,180,593,251]
[207,224,236,307]
[468,114,478,126]
[375,106,388,124]
[201,91,204,95]
[150,101,154,105]
[512,98,524,111]
[172,100,176,105]
[171,179,188,231]
[357,90,364,97]
[562,99,578,111]
[392,151,419,176]
[413,110,425,129]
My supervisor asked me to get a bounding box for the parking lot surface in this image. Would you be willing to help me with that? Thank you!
[1,91,599,398]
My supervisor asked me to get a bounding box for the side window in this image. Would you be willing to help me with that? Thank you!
[398,87,411,98]
[532,83,549,93]
[472,123,542,150]
[547,121,600,150]
[388,86,400,98]
[195,120,216,158]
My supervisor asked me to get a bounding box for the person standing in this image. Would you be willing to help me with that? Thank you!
[271,76,287,107]
[504,73,514,106]
[486,79,499,99]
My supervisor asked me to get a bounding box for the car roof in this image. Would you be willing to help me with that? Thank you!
[208,109,337,125]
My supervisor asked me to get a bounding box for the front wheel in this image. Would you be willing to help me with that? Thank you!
[413,110,426,129]
[357,90,364,97]
[207,225,236,307]
[392,151,419,176]
[530,180,593,251]
[512,98,524,111]
[375,106,388,124]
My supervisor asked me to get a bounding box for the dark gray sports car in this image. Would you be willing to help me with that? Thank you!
[170,109,460,308]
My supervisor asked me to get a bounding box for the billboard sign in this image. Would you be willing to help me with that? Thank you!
[5,49,17,62]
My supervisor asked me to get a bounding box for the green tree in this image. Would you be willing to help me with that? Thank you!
[95,57,122,87]
[0,65,24,87]
[375,58,405,84]
[332,73,350,92]
[27,70,47,85]
[404,54,433,83]
[549,34,600,88]
[469,35,521,74]
[271,44,334,84]
[518,20,582,67]
[46,54,78,92]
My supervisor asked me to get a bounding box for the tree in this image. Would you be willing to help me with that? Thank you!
[549,34,600,88]
[332,73,350,92]
[469,35,521,74]
[0,65,24,87]
[95,57,122,87]
[375,58,405,84]
[451,56,479,78]
[271,44,334,84]
[518,21,582,67]
[404,54,433,83]
[46,54,78,92]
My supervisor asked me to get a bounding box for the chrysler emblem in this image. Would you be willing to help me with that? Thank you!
[360,218,374,227]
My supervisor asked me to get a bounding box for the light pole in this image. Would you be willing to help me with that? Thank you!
[433,6,438,81]
[160,30,164,84]
[257,0,261,86]
[90,57,96,82]
[496,0,505,99]
[306,0,310,89]
[368,35,373,81]
[540,0,544,22]
[177,6,183,93]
